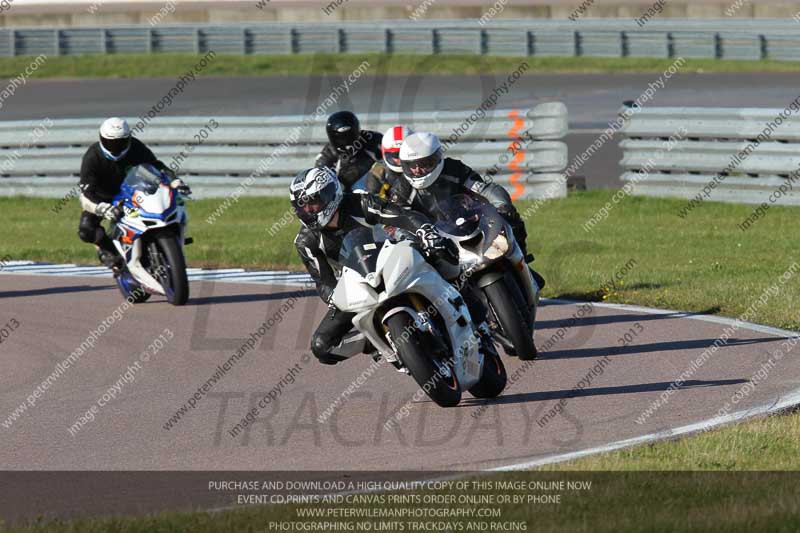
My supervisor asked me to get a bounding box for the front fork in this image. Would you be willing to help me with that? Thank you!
[507,242,539,331]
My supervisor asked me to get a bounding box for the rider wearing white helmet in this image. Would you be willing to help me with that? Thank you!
[398,131,544,288]
[290,166,455,365]
[78,117,189,268]
[365,125,415,204]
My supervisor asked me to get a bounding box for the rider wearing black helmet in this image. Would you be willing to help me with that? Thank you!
[314,111,383,191]
[78,117,189,268]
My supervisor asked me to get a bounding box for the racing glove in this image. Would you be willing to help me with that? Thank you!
[415,223,444,252]
[415,224,459,265]
[170,178,192,196]
[95,202,123,222]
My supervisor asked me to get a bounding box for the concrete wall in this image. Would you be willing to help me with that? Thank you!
[1,0,799,27]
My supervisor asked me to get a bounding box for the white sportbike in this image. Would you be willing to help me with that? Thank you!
[331,226,507,407]
[110,164,191,306]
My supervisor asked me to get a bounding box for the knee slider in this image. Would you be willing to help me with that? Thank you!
[78,223,104,244]
[311,335,329,360]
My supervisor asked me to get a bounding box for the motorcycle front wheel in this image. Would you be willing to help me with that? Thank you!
[147,232,190,306]
[386,313,462,408]
[484,276,536,360]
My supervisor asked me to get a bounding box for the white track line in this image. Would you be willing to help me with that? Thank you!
[3,262,799,471]
[0,261,312,286]
[491,298,800,471]
[489,387,798,471]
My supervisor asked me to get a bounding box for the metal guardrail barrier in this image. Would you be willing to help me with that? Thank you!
[619,106,800,205]
[0,103,569,200]
[3,20,800,61]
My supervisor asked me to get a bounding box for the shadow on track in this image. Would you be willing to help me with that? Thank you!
[537,311,688,330]
[188,289,317,306]
[0,285,113,298]
[538,337,780,360]
[536,306,724,330]
[456,378,749,408]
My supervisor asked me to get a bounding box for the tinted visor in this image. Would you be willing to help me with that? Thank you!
[293,181,338,227]
[383,150,401,168]
[101,136,131,157]
[330,130,359,152]
[401,149,442,179]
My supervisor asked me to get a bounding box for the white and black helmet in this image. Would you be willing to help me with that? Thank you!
[289,167,343,230]
[381,125,414,173]
[99,117,132,161]
[399,132,444,189]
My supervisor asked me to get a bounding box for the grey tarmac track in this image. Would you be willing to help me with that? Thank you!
[0,274,798,522]
[6,71,800,188]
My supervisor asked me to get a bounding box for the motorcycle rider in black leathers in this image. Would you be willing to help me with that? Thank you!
[291,166,460,365]
[78,117,190,269]
[314,110,383,192]
[394,131,545,289]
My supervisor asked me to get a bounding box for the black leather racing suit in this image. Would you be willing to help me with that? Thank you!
[294,193,434,364]
[314,130,382,192]
[374,158,531,257]
[78,139,170,254]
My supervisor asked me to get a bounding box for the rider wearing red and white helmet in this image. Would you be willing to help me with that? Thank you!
[398,131,543,287]
[365,125,415,203]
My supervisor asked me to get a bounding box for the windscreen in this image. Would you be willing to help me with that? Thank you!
[124,165,164,194]
[339,226,388,278]
[431,193,484,238]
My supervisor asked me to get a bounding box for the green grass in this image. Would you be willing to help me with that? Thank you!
[4,53,800,79]
[4,191,800,531]
[544,410,800,471]
[6,190,799,330]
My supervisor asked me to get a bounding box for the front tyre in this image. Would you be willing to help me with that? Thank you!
[386,313,461,408]
[468,350,507,399]
[152,232,190,306]
[484,277,536,360]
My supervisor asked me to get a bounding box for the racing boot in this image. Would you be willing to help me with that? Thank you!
[476,321,506,359]
[502,208,546,290]
[97,247,124,272]
[529,265,546,291]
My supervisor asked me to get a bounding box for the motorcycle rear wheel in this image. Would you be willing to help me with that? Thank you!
[468,349,507,399]
[115,271,150,304]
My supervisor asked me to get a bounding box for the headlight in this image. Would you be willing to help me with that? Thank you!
[485,234,509,260]
[460,254,480,268]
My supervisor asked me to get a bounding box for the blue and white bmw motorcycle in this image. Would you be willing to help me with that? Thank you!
[110,164,190,306]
